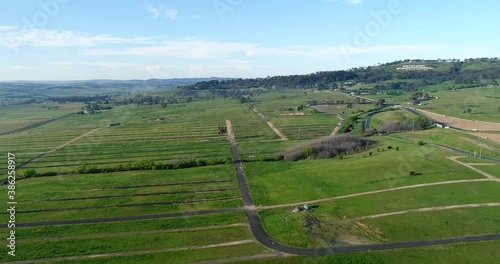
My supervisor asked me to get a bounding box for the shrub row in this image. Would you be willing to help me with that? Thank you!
[7,157,234,183]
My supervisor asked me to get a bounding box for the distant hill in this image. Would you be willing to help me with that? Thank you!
[186,58,500,92]
[0,77,233,105]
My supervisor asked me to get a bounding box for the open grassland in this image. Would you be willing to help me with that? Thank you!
[2,99,280,174]
[16,212,247,239]
[392,128,500,159]
[272,114,339,140]
[46,243,270,264]
[15,198,242,223]
[360,206,500,242]
[2,89,499,263]
[245,137,483,206]
[0,103,82,133]
[0,165,241,223]
[0,225,257,262]
[413,86,500,122]
[363,86,500,123]
[250,90,366,140]
[236,240,500,264]
[259,181,500,248]
[471,163,500,177]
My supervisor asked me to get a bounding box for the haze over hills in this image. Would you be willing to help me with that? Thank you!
[0,77,233,105]
[2,58,499,106]
[186,58,500,91]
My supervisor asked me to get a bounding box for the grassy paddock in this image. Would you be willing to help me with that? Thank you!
[245,138,483,206]
[235,240,500,264]
[259,181,500,247]
[2,226,254,261]
[48,243,269,264]
[16,212,247,239]
[361,206,500,242]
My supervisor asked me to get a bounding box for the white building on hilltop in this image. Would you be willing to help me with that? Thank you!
[397,65,433,71]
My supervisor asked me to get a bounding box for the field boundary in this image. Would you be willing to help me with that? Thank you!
[19,223,250,243]
[416,108,500,131]
[355,203,500,220]
[251,108,288,140]
[18,128,101,169]
[330,115,344,136]
[258,178,493,210]
[8,240,257,264]
[0,113,76,136]
[448,156,500,182]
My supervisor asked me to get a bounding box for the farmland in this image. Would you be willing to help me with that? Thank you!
[0,86,499,263]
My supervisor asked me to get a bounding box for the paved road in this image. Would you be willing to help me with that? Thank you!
[8,119,499,255]
[226,120,500,256]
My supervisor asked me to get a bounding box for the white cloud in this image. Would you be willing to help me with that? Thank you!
[0,29,152,49]
[12,65,35,70]
[0,25,16,32]
[329,0,364,4]
[146,5,160,19]
[83,40,259,59]
[146,4,178,20]
[166,8,178,20]
[83,40,444,60]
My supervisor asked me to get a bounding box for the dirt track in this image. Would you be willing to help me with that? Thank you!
[9,240,257,264]
[469,132,500,144]
[355,203,500,220]
[330,115,344,136]
[448,156,499,182]
[251,109,288,140]
[417,109,500,131]
[266,121,288,140]
[20,128,101,168]
[259,178,494,210]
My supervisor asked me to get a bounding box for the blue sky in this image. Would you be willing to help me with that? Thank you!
[0,0,499,80]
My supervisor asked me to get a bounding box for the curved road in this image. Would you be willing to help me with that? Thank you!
[226,120,500,256]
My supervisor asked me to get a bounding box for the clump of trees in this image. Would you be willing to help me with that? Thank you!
[283,134,375,161]
[218,125,228,136]
[377,116,430,134]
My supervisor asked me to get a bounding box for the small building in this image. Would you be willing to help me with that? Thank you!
[435,122,450,129]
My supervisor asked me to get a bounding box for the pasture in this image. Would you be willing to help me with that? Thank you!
[0,88,499,263]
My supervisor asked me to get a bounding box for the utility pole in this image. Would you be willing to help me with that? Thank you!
[298,127,301,139]
[480,146,483,159]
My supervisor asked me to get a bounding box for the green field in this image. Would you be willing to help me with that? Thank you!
[245,137,483,206]
[259,181,500,248]
[0,103,82,133]
[392,128,500,159]
[370,109,418,129]
[414,86,500,122]
[235,240,500,264]
[1,87,499,263]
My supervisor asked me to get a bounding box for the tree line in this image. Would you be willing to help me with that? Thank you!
[184,58,500,92]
